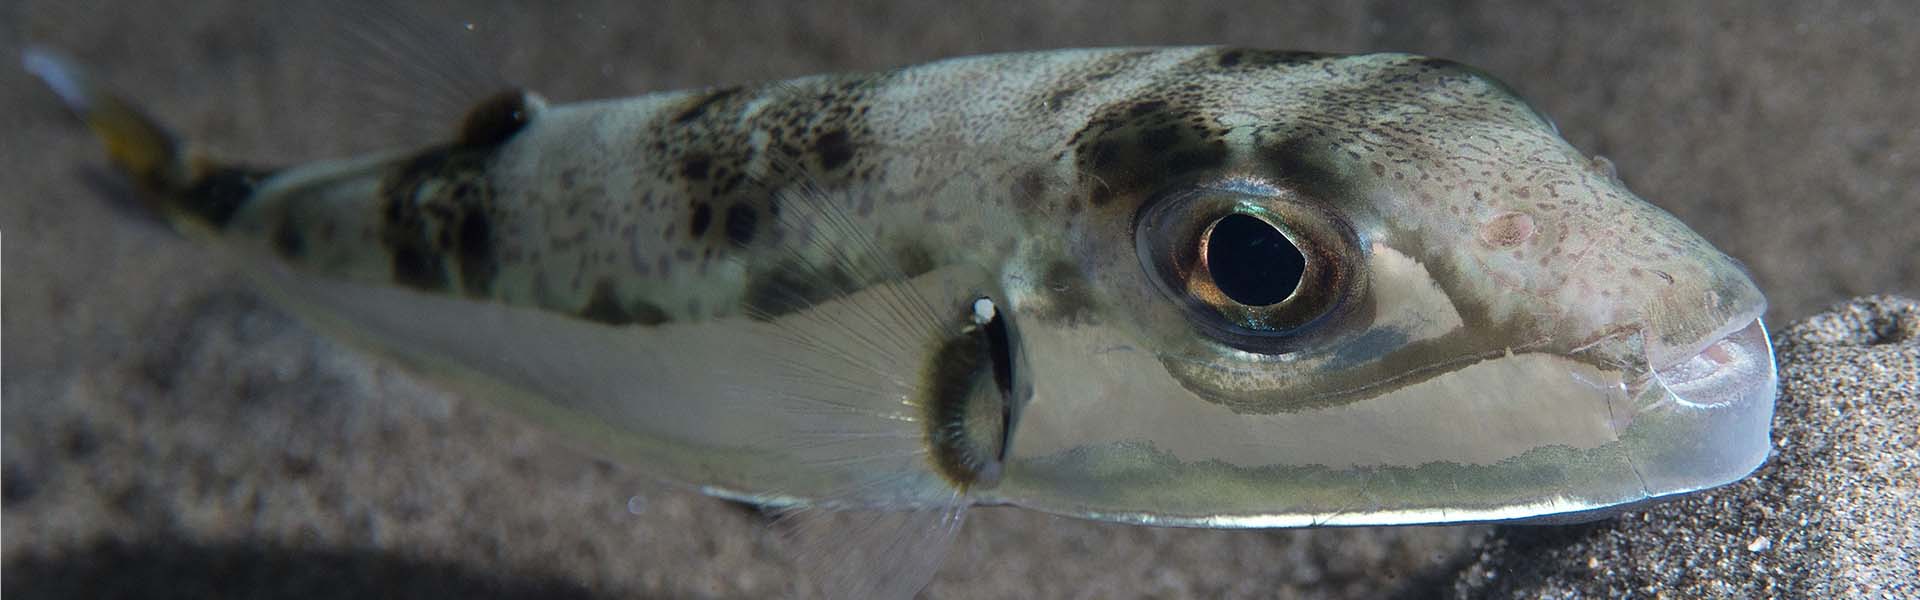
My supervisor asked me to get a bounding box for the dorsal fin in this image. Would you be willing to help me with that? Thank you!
[455,88,546,148]
[312,0,515,149]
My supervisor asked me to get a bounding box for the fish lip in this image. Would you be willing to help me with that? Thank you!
[1650,316,1776,410]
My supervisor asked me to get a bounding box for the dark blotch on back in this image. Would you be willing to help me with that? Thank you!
[651,81,862,262]
[377,87,543,295]
[1070,96,1230,207]
[455,208,495,296]
[723,203,758,247]
[379,146,501,295]
[1212,48,1326,70]
[813,128,856,171]
[690,202,713,237]
[681,155,712,180]
[1255,134,1354,202]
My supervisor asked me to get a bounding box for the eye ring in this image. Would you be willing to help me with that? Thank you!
[1135,180,1366,354]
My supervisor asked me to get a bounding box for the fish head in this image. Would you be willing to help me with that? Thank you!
[989,52,1774,526]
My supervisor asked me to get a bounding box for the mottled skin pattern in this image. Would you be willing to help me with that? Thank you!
[98,47,1771,529]
[239,47,1750,363]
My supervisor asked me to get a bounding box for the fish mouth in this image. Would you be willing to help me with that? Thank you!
[1651,317,1776,410]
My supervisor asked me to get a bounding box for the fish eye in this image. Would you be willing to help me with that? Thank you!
[1203,213,1305,306]
[1135,182,1366,354]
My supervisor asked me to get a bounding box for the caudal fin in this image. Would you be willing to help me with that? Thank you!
[25,46,270,231]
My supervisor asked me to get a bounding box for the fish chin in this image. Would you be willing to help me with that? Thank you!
[1652,318,1775,411]
[1612,316,1777,504]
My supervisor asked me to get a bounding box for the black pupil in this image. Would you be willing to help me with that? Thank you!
[1206,214,1305,306]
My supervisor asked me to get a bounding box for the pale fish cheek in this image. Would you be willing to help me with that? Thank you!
[1230,352,1640,470]
[1009,340,1637,473]
[1366,243,1463,343]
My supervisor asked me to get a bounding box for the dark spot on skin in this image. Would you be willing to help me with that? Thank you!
[272,217,305,259]
[1087,139,1123,172]
[1013,170,1051,202]
[1070,96,1229,208]
[1210,48,1326,70]
[1165,147,1227,174]
[814,129,855,171]
[1128,100,1167,117]
[457,89,534,147]
[1141,125,1181,152]
[1254,134,1355,202]
[673,86,742,124]
[455,210,496,296]
[690,202,713,237]
[1032,261,1099,325]
[894,243,936,277]
[681,155,711,180]
[383,156,449,292]
[723,203,758,247]
[578,279,668,326]
[379,144,502,292]
[742,241,940,321]
[389,244,445,290]
[1046,86,1081,110]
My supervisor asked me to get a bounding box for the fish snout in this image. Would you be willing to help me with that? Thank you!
[1637,252,1773,411]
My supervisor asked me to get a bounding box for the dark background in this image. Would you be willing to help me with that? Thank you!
[5,2,1916,598]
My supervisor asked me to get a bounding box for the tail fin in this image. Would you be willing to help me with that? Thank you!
[25,46,269,231]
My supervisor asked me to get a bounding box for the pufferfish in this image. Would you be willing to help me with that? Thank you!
[28,45,1777,597]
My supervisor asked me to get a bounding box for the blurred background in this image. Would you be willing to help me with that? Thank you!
[4,1,1915,598]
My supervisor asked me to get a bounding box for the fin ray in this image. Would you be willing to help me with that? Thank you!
[776,500,967,600]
